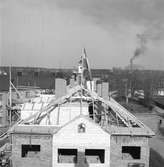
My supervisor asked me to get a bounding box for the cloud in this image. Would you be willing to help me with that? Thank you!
[50,0,164,69]
[1,0,164,69]
[6,0,164,27]
[54,0,164,26]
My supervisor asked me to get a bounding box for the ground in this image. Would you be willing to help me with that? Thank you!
[135,113,164,167]
[122,100,164,167]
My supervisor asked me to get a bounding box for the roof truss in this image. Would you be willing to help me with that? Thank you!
[19,85,151,132]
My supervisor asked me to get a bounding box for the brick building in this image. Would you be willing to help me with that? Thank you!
[10,84,154,167]
[9,57,154,167]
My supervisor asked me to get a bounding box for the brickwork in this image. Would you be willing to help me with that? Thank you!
[110,135,150,167]
[11,118,151,167]
[11,134,52,167]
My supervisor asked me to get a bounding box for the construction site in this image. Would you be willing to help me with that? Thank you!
[2,51,163,167]
[2,0,164,166]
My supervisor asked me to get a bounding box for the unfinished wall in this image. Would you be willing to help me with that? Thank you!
[110,135,150,167]
[12,134,52,167]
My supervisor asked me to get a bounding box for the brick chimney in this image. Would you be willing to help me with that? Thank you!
[55,78,67,99]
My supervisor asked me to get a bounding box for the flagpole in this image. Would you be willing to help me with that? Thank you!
[81,50,83,86]
[80,50,83,115]
[83,48,93,90]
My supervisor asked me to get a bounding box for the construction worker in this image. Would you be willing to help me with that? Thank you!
[157,119,162,135]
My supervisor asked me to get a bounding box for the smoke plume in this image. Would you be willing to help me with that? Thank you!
[131,20,164,62]
[131,34,147,62]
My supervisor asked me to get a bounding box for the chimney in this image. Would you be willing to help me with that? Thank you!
[97,81,102,97]
[102,82,109,100]
[130,58,133,72]
[93,78,100,92]
[55,78,67,99]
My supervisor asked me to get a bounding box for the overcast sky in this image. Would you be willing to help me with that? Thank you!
[0,0,164,69]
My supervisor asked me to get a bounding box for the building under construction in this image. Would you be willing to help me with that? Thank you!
[8,52,154,167]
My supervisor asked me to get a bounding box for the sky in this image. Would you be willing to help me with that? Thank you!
[0,0,164,69]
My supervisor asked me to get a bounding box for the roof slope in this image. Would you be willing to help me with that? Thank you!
[17,85,154,136]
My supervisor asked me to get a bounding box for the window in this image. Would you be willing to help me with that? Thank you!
[122,146,141,160]
[88,104,93,119]
[85,149,105,163]
[21,145,40,158]
[58,149,77,163]
[78,123,86,133]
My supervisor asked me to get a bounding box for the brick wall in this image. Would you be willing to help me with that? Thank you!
[110,135,150,167]
[11,134,52,167]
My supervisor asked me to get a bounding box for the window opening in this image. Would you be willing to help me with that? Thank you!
[122,146,141,160]
[21,145,40,158]
[58,149,77,163]
[78,123,86,133]
[88,104,93,119]
[85,149,105,163]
